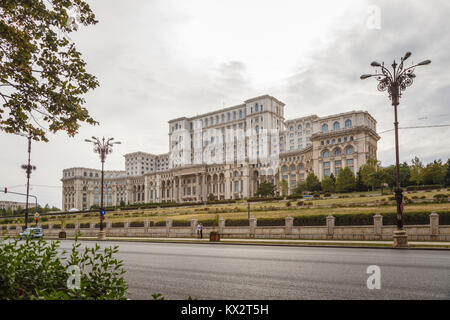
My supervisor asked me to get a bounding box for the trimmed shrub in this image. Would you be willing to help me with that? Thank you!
[129,221,144,228]
[225,219,249,227]
[172,220,190,227]
[41,224,49,229]
[285,201,291,207]
[52,224,61,229]
[65,223,75,229]
[256,218,285,226]
[406,185,442,191]
[154,221,166,227]
[79,223,90,229]
[112,222,125,228]
[293,215,327,226]
[296,201,303,206]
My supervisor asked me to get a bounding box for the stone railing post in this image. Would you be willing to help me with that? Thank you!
[166,218,172,237]
[326,215,335,239]
[249,216,257,238]
[219,217,225,234]
[90,222,95,230]
[144,220,150,233]
[373,214,383,240]
[285,216,293,236]
[75,221,80,231]
[124,220,129,236]
[191,218,198,237]
[430,212,439,241]
[49,223,54,230]
[16,225,22,235]
[106,221,112,230]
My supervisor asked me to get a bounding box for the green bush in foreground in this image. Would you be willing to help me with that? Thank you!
[0,233,128,300]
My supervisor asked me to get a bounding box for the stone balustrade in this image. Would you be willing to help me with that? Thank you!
[2,212,448,241]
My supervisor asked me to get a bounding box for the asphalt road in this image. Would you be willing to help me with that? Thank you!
[56,240,450,300]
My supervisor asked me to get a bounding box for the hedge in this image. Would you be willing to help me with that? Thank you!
[293,215,327,226]
[79,223,90,229]
[41,224,49,229]
[256,218,285,226]
[65,223,75,229]
[52,224,61,229]
[129,221,145,228]
[112,222,125,228]
[247,196,283,203]
[154,221,166,227]
[226,219,249,227]
[172,220,191,227]
[406,185,442,191]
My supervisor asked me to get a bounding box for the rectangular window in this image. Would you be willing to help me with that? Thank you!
[347,159,354,166]
[324,169,331,176]
[324,162,330,167]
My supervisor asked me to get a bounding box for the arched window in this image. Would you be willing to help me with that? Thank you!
[255,103,259,112]
[322,124,328,132]
[345,119,352,128]
[298,124,302,130]
[334,148,342,156]
[290,164,296,171]
[323,151,330,158]
[346,147,354,155]
[333,122,340,130]
[282,166,288,172]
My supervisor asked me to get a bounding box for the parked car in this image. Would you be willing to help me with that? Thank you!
[19,227,43,239]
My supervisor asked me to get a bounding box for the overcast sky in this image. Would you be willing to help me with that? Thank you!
[1,0,449,208]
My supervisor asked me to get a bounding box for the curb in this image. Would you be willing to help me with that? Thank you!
[42,236,450,250]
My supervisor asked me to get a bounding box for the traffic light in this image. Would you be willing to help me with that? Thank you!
[4,187,6,193]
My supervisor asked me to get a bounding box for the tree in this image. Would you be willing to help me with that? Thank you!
[278,179,288,197]
[422,160,446,185]
[207,193,216,201]
[255,181,276,197]
[360,159,381,190]
[384,163,411,189]
[321,176,335,193]
[444,159,450,187]
[409,156,424,185]
[355,168,366,192]
[336,167,356,193]
[329,173,336,183]
[305,173,321,192]
[293,181,306,196]
[6,207,13,216]
[0,0,99,141]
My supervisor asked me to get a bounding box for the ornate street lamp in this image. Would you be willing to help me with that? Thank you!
[16,132,36,229]
[361,52,431,248]
[85,137,121,240]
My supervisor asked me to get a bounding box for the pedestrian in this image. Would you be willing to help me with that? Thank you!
[197,222,202,238]
[199,223,203,239]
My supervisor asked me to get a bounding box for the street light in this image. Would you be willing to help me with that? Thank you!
[361,51,431,248]
[85,137,121,240]
[16,132,36,229]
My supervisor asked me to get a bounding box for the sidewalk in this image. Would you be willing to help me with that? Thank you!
[45,236,450,249]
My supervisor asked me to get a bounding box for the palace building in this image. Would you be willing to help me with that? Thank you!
[61,95,380,211]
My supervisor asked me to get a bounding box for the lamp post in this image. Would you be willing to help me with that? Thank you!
[17,133,36,229]
[85,137,121,240]
[361,52,431,248]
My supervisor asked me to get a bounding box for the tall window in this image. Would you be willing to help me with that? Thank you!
[346,147,354,155]
[333,122,340,130]
[345,119,352,128]
[322,124,328,132]
[334,149,341,156]
[255,103,259,112]
[239,110,243,118]
[323,151,330,158]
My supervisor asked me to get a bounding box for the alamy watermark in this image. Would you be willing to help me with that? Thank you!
[366,265,381,290]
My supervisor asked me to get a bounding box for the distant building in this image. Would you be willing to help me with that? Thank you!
[0,201,38,211]
[62,95,380,210]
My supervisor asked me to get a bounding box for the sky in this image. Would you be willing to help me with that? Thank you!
[0,0,449,208]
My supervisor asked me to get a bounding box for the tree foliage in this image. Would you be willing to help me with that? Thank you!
[336,167,356,193]
[305,173,321,192]
[0,0,99,141]
[255,181,276,198]
[278,179,288,196]
[321,176,335,193]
